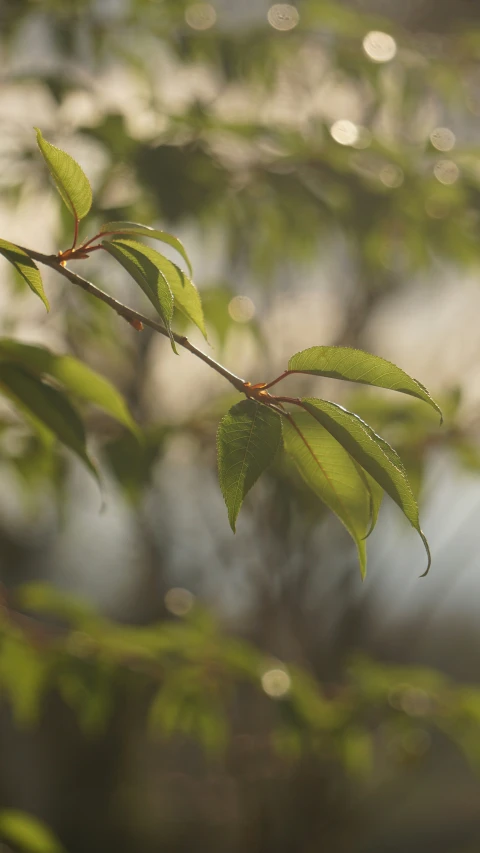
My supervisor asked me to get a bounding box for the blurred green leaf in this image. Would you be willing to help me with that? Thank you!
[0,363,98,479]
[0,339,139,437]
[0,810,64,853]
[0,635,51,727]
[0,239,49,311]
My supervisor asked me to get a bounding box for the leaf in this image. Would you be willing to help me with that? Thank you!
[0,239,49,311]
[0,338,139,436]
[103,239,176,352]
[35,128,92,222]
[288,347,442,421]
[217,400,282,531]
[98,221,193,275]
[0,635,51,727]
[0,363,98,479]
[354,463,383,538]
[0,810,64,853]
[107,238,205,339]
[282,412,372,578]
[299,398,430,572]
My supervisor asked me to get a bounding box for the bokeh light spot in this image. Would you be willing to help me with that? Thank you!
[261,667,291,698]
[185,3,217,30]
[267,4,299,31]
[380,164,404,188]
[330,120,359,146]
[228,295,256,323]
[434,159,460,185]
[164,587,194,616]
[363,31,397,63]
[430,127,456,152]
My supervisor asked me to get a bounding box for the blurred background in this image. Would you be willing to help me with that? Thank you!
[2,0,480,851]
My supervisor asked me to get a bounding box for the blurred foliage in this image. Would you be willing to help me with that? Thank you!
[1,580,480,779]
[1,0,480,849]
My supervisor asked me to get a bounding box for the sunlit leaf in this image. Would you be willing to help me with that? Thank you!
[0,239,49,311]
[0,810,64,853]
[288,347,442,421]
[107,238,205,338]
[0,339,139,436]
[98,221,193,275]
[35,128,92,221]
[0,363,98,479]
[217,399,281,531]
[102,239,176,352]
[283,412,371,578]
[300,398,430,571]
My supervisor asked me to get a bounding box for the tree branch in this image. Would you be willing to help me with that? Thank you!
[21,246,247,394]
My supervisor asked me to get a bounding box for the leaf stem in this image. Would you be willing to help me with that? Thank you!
[20,246,247,394]
[70,217,79,252]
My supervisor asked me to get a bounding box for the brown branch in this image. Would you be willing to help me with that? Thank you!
[20,246,247,394]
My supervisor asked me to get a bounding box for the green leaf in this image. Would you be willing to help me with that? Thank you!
[107,238,205,339]
[288,347,442,421]
[35,128,92,222]
[283,412,372,578]
[0,363,98,479]
[354,463,383,538]
[103,239,176,352]
[0,635,51,727]
[217,400,282,531]
[0,810,64,853]
[0,239,49,311]
[98,221,193,275]
[0,338,139,436]
[299,398,430,572]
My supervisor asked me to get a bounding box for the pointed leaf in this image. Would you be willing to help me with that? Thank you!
[98,221,193,275]
[299,397,431,572]
[108,238,205,338]
[0,239,49,311]
[0,363,97,479]
[35,128,92,221]
[0,339,139,436]
[103,239,176,352]
[283,412,371,578]
[288,347,442,421]
[217,400,281,531]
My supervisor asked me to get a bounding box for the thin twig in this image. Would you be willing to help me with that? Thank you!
[20,246,247,394]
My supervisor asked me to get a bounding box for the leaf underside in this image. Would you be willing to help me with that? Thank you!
[35,128,92,222]
[99,222,193,276]
[288,346,442,421]
[0,363,97,479]
[108,238,206,339]
[102,239,177,352]
[0,239,49,311]
[283,411,372,579]
[217,400,282,531]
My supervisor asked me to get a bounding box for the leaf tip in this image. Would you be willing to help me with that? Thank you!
[419,530,432,577]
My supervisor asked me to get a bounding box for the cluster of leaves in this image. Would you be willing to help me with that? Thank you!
[0,131,442,577]
[1,582,480,778]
